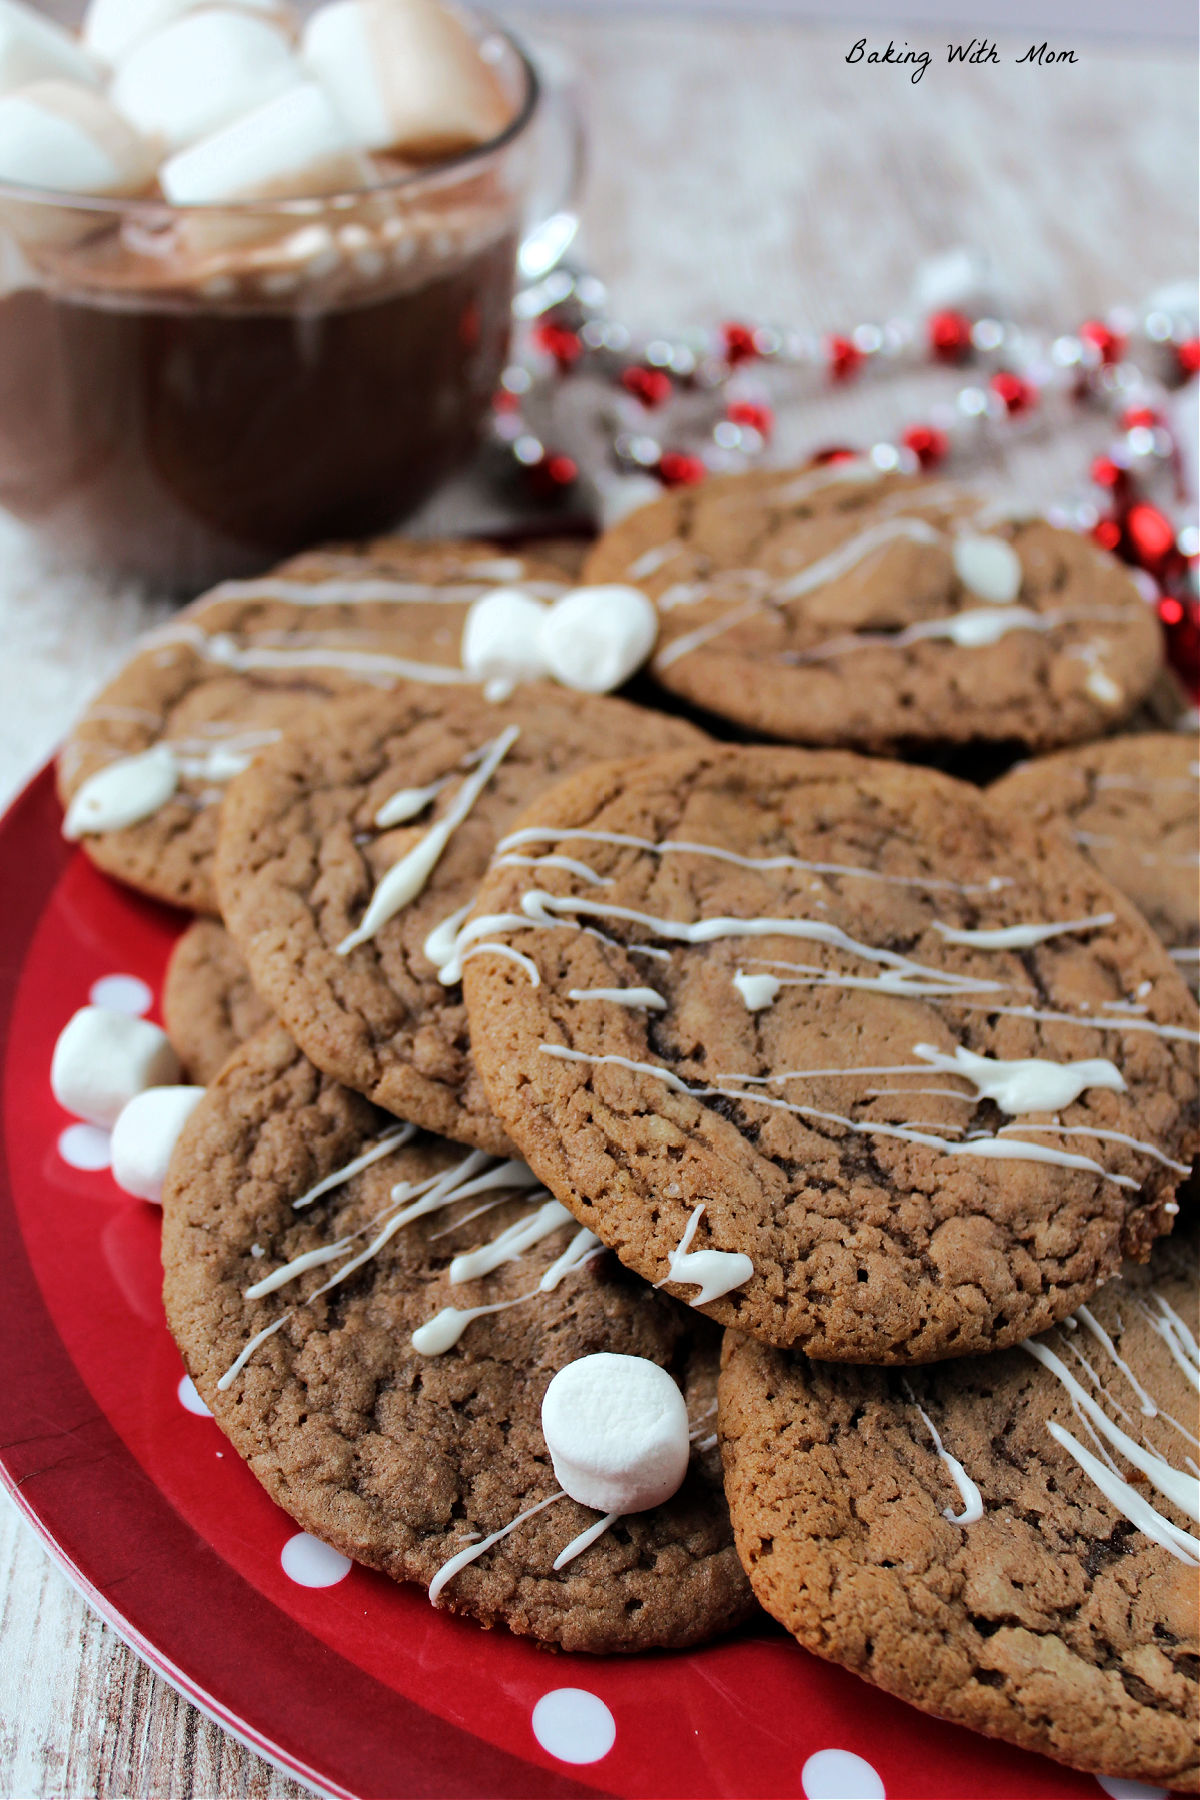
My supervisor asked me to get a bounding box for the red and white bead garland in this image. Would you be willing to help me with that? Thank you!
[489,267,1200,695]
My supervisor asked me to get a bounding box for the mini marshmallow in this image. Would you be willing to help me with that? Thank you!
[540,1352,690,1515]
[110,1084,204,1202]
[112,10,299,154]
[0,0,99,98]
[461,586,551,700]
[160,79,371,205]
[51,1006,181,1129]
[302,0,509,156]
[540,584,658,695]
[952,533,1023,605]
[0,79,155,195]
[83,0,282,66]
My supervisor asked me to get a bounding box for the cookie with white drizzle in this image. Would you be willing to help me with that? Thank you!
[718,1218,1200,1788]
[583,464,1162,751]
[990,733,1200,996]
[459,745,1199,1361]
[56,537,571,914]
[215,684,707,1155]
[163,919,273,1083]
[161,1023,753,1653]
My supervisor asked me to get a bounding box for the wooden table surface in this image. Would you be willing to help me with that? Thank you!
[1,11,1195,1797]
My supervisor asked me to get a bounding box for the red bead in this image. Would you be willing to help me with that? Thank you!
[533,322,583,370]
[1125,501,1176,573]
[492,389,521,413]
[1177,339,1200,376]
[812,445,859,465]
[1079,319,1125,365]
[902,425,948,469]
[620,366,673,408]
[721,322,758,365]
[1090,455,1125,490]
[1120,406,1159,430]
[1160,596,1184,626]
[727,400,773,439]
[928,310,973,363]
[1092,518,1122,553]
[657,451,707,487]
[990,371,1035,415]
[826,335,863,382]
[1159,594,1200,697]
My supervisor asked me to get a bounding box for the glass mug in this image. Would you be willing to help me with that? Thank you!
[0,6,581,590]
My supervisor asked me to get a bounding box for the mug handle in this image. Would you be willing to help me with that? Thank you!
[517,39,586,284]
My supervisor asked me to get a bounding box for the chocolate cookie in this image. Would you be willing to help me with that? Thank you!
[717,1221,1200,1788]
[57,538,570,913]
[460,745,1199,1361]
[215,685,707,1155]
[163,919,273,1083]
[161,1023,753,1652]
[583,465,1162,750]
[990,733,1200,994]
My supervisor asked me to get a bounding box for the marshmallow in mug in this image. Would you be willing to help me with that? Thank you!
[83,0,284,66]
[461,582,659,697]
[112,9,299,155]
[51,1005,181,1129]
[0,0,98,98]
[0,79,154,194]
[110,1084,204,1202]
[541,1353,691,1514]
[161,79,371,219]
[302,0,509,157]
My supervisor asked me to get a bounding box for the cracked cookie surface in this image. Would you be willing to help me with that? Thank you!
[216,685,706,1154]
[460,745,1198,1360]
[991,732,1200,994]
[583,466,1161,751]
[56,538,570,913]
[162,1022,752,1653]
[163,919,273,1083]
[717,1222,1200,1788]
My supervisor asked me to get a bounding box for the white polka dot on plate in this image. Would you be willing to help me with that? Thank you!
[89,974,153,1015]
[280,1532,352,1587]
[57,1123,111,1171]
[530,1689,616,1765]
[177,1374,211,1417]
[802,1748,885,1800]
[1096,1779,1167,1800]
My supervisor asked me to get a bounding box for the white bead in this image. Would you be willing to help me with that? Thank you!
[110,1084,204,1202]
[460,587,551,698]
[541,1353,690,1514]
[952,533,1022,604]
[302,0,508,156]
[111,10,298,154]
[160,80,370,206]
[540,585,658,694]
[0,0,98,97]
[51,1006,181,1129]
[0,80,154,196]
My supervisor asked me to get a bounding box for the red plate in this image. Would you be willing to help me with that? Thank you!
[0,764,1163,1800]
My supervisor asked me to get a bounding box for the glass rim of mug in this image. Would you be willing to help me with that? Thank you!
[0,9,539,220]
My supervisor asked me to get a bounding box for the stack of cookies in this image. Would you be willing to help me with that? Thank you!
[54,465,1200,1788]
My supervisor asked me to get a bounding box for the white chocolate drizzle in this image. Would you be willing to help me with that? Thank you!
[911,1043,1125,1114]
[428,1492,568,1605]
[567,986,667,1010]
[652,1202,753,1307]
[62,743,179,838]
[161,620,473,688]
[1023,1337,1200,1560]
[931,912,1115,950]
[291,1124,415,1210]
[495,826,1011,895]
[337,727,519,954]
[732,971,782,1011]
[552,1511,620,1571]
[905,1389,984,1525]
